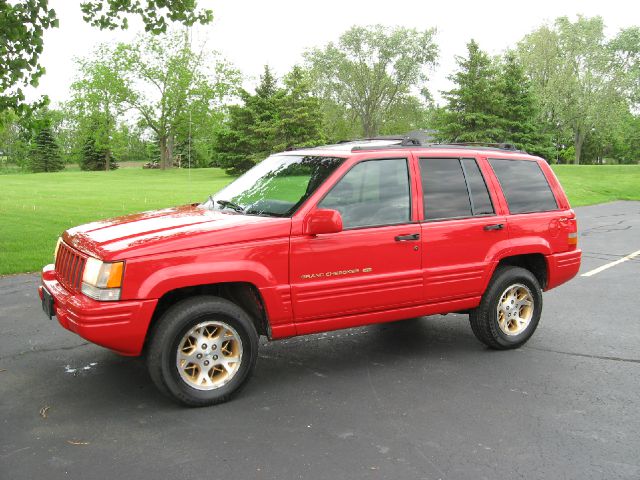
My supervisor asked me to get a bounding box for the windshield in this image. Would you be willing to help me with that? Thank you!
[203,155,346,217]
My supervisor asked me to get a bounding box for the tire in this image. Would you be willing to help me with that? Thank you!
[146,296,259,407]
[469,266,542,350]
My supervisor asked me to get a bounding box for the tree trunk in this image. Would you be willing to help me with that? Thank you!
[159,135,168,170]
[167,133,174,168]
[574,129,585,165]
[362,115,376,138]
[105,149,111,172]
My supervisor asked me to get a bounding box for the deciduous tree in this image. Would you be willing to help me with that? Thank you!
[119,33,240,168]
[305,25,438,138]
[0,0,212,113]
[518,16,629,164]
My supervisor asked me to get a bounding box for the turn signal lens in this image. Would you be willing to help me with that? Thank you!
[105,262,124,288]
[568,232,578,246]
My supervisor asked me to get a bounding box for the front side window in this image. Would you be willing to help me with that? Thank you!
[489,159,558,214]
[319,158,411,229]
[204,155,345,217]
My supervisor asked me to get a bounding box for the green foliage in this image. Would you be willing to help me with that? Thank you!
[215,65,325,175]
[80,0,213,33]
[68,32,240,170]
[116,33,240,169]
[437,41,560,160]
[305,25,438,137]
[0,0,57,112]
[0,109,31,170]
[497,52,554,158]
[80,126,118,171]
[29,123,63,172]
[436,40,502,143]
[70,43,131,166]
[0,0,213,115]
[609,27,640,106]
[518,16,630,164]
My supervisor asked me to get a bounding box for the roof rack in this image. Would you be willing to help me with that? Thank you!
[351,140,526,154]
[439,142,519,151]
[348,136,421,151]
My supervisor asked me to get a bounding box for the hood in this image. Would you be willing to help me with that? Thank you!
[63,204,291,260]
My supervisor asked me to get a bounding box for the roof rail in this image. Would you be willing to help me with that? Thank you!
[349,135,421,151]
[440,142,519,151]
[364,135,422,146]
[351,141,527,153]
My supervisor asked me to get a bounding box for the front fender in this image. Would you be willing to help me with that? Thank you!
[135,260,277,299]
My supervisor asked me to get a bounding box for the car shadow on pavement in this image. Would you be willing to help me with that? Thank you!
[26,314,500,413]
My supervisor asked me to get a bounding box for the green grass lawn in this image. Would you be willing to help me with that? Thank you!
[0,164,639,275]
[552,165,640,206]
[0,168,233,275]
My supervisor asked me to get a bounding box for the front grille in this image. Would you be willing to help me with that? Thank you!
[55,242,86,291]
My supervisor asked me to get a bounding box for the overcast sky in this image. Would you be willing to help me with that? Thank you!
[29,0,638,106]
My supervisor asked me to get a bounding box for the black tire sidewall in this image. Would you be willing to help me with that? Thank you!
[150,297,258,406]
[485,267,543,348]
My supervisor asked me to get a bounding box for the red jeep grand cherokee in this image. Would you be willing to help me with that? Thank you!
[39,140,581,406]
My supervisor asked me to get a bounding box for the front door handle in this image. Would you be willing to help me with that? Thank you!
[395,233,420,241]
[483,223,504,231]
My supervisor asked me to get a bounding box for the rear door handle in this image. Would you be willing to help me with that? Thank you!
[395,233,420,241]
[483,223,504,231]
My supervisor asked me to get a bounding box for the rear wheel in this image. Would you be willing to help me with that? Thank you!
[469,266,542,350]
[147,296,258,407]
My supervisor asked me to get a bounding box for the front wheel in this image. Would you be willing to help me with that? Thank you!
[146,296,258,407]
[469,266,542,350]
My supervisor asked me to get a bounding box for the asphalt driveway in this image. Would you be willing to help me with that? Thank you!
[1,201,639,480]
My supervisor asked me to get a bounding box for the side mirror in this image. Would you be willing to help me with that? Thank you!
[304,209,343,235]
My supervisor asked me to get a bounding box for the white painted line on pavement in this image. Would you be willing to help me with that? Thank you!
[581,249,640,277]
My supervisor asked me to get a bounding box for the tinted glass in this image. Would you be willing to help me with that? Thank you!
[461,158,494,215]
[420,158,471,220]
[319,159,411,228]
[489,159,558,213]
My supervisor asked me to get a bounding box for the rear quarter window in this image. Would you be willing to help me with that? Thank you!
[489,159,558,214]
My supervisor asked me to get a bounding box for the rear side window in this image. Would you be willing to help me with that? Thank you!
[461,159,494,215]
[489,159,558,214]
[420,158,494,220]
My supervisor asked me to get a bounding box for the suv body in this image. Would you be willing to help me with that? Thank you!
[39,141,581,405]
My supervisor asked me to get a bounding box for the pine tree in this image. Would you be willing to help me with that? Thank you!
[80,133,118,171]
[498,52,553,158]
[437,40,503,143]
[277,66,325,150]
[29,125,64,172]
[214,65,325,175]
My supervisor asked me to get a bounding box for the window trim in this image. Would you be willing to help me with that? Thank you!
[419,156,497,222]
[488,158,559,215]
[316,157,415,231]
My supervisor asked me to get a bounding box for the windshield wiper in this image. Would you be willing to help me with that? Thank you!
[215,199,244,213]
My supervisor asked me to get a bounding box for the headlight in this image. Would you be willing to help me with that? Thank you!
[54,238,62,261]
[81,258,124,301]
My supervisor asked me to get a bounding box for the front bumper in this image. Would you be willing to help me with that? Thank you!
[39,264,157,356]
